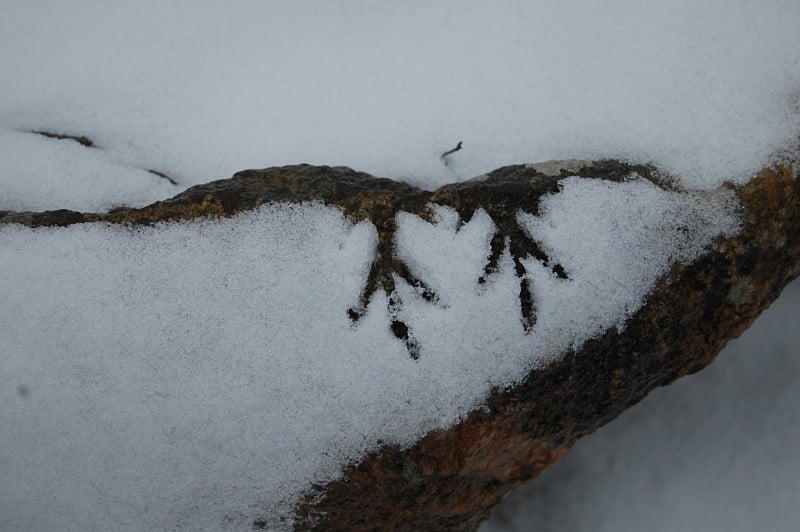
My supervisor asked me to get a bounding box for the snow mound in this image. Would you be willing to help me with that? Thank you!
[1,1,799,211]
[1,175,740,530]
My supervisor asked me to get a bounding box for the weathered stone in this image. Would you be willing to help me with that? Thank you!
[2,159,798,530]
[295,164,800,531]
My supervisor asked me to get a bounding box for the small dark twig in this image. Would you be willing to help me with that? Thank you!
[147,169,179,186]
[440,141,463,160]
[31,130,95,148]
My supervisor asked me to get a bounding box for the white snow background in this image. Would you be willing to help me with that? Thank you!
[1,0,800,211]
[0,1,798,531]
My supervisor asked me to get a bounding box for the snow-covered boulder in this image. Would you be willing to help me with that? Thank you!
[5,157,797,530]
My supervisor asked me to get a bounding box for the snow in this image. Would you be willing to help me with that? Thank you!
[1,180,738,529]
[0,130,176,211]
[0,1,797,530]
[1,1,800,212]
[482,278,800,532]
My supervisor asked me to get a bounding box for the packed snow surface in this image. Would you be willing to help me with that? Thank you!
[1,1,800,211]
[1,178,739,530]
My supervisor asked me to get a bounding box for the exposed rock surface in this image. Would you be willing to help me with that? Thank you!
[2,159,798,530]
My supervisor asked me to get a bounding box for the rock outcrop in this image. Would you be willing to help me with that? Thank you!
[2,159,798,530]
